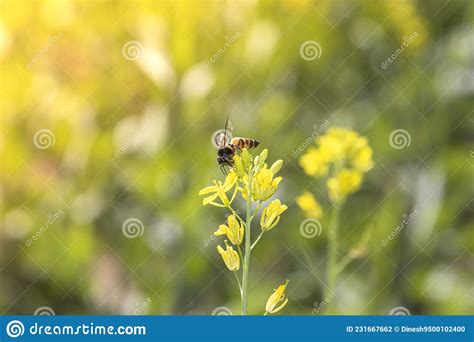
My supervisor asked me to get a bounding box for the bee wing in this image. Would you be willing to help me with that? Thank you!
[214,131,228,147]
[223,114,233,143]
[214,114,233,148]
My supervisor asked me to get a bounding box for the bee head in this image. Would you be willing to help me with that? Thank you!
[217,156,227,165]
[217,146,234,157]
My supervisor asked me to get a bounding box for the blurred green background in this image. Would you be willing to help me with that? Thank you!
[0,0,473,315]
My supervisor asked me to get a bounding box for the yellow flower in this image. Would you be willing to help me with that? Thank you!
[317,129,352,164]
[300,127,374,179]
[252,168,282,201]
[260,199,288,232]
[199,172,237,206]
[299,149,329,177]
[350,136,373,172]
[298,127,373,206]
[233,155,246,178]
[327,168,362,204]
[214,214,244,245]
[265,280,289,314]
[217,240,240,271]
[296,191,322,219]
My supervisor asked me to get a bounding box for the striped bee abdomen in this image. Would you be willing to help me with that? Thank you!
[231,137,260,149]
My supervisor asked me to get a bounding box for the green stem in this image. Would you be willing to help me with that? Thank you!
[251,201,262,220]
[241,170,253,315]
[233,271,242,295]
[324,203,342,313]
[336,253,354,274]
[250,231,264,251]
[237,245,244,264]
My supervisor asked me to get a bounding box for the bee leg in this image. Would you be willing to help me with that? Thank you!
[220,165,227,175]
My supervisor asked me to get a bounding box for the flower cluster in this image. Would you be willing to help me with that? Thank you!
[298,127,373,207]
[296,127,374,313]
[199,148,290,315]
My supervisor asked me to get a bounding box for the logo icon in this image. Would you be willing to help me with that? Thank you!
[211,306,233,315]
[122,218,145,238]
[389,129,411,149]
[299,218,323,238]
[389,306,411,315]
[122,41,144,61]
[299,40,322,61]
[6,320,25,338]
[34,306,55,316]
[33,129,55,149]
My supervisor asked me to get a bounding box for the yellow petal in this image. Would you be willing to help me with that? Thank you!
[199,186,217,195]
[202,193,219,205]
[270,298,288,314]
[214,224,228,237]
[223,172,237,191]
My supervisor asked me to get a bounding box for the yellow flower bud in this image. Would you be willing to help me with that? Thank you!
[270,159,283,175]
[217,241,240,271]
[260,199,288,231]
[265,280,289,314]
[241,148,252,171]
[214,214,244,245]
[233,155,246,178]
[257,149,268,165]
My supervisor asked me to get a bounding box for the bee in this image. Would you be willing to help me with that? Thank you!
[216,115,260,174]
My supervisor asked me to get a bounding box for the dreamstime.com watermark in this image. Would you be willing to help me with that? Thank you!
[135,298,152,315]
[389,306,411,316]
[299,40,322,61]
[33,129,56,150]
[299,218,323,239]
[34,306,55,316]
[26,32,63,69]
[5,321,146,338]
[26,209,63,247]
[380,32,419,70]
[292,120,330,158]
[211,306,233,315]
[389,129,411,149]
[202,234,216,248]
[114,118,152,158]
[122,41,144,61]
[122,218,145,239]
[312,297,330,314]
[380,209,419,247]
[204,32,240,69]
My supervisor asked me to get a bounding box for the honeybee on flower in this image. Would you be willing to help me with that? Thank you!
[199,147,290,315]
